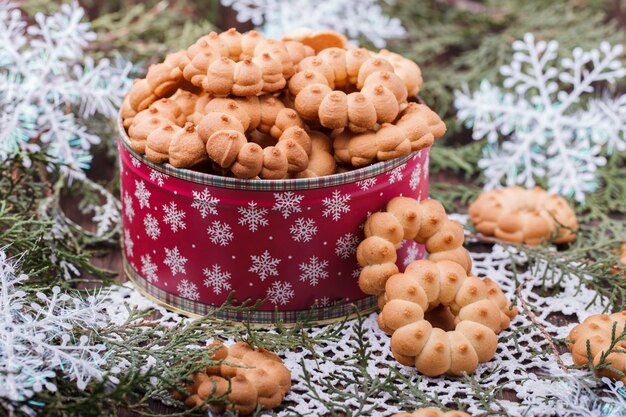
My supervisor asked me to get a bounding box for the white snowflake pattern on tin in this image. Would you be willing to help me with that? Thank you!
[191,188,220,218]
[162,201,186,233]
[352,267,362,279]
[149,169,167,186]
[403,241,420,267]
[335,233,360,259]
[249,250,281,281]
[409,164,422,191]
[203,264,232,295]
[123,191,135,223]
[130,156,141,168]
[289,218,318,242]
[140,254,159,283]
[238,201,269,232]
[299,256,329,286]
[315,296,331,307]
[124,230,134,257]
[143,214,161,240]
[322,190,351,221]
[207,220,234,246]
[266,281,294,306]
[176,279,200,301]
[388,166,404,184]
[164,246,188,276]
[356,178,377,190]
[134,180,151,209]
[272,192,304,218]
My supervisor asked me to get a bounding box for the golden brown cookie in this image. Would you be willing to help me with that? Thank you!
[568,312,626,383]
[332,102,445,167]
[176,341,291,415]
[357,197,516,376]
[373,49,423,97]
[293,131,336,178]
[196,97,310,179]
[283,28,348,53]
[181,29,311,97]
[468,186,578,245]
[290,48,413,132]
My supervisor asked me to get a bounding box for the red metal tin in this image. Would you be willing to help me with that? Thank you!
[119,120,430,324]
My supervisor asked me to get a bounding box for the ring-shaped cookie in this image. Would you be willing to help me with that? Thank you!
[122,29,315,121]
[182,29,314,97]
[357,197,517,376]
[332,102,446,167]
[176,341,292,415]
[290,47,411,132]
[468,186,578,245]
[131,94,325,179]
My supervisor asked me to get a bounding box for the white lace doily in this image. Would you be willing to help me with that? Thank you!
[106,216,610,417]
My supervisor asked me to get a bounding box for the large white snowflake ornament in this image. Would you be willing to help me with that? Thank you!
[0,2,131,180]
[0,250,110,402]
[455,33,626,202]
[220,0,405,48]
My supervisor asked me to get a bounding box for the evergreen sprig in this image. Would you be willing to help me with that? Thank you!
[585,321,626,378]
[0,153,112,284]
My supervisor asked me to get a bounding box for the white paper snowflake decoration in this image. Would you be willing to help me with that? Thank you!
[455,33,626,202]
[0,2,131,181]
[219,0,405,48]
[0,249,110,402]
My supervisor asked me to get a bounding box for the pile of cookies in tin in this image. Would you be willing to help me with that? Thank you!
[121,29,446,179]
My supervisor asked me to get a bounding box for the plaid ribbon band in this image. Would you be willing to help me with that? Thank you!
[123,257,378,325]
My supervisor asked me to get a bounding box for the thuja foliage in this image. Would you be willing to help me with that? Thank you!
[2,280,350,417]
[24,0,220,61]
[0,153,112,284]
[386,0,626,126]
[391,0,626,202]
